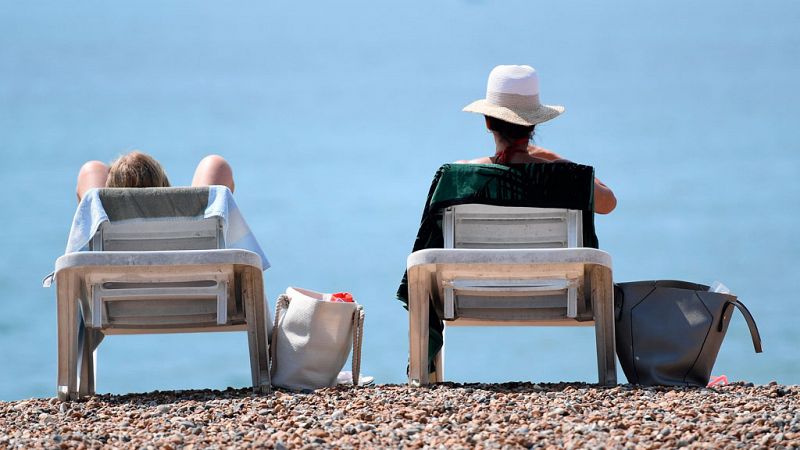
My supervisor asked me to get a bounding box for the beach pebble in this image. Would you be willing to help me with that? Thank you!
[0,382,796,448]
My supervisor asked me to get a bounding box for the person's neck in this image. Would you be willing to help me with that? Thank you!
[494,138,529,157]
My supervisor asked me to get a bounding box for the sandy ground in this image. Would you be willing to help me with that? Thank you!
[0,382,797,449]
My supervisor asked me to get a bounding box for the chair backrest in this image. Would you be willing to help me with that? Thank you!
[83,188,233,330]
[443,204,583,249]
[89,187,225,251]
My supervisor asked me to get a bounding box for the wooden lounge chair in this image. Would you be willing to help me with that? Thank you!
[50,187,271,400]
[407,204,616,386]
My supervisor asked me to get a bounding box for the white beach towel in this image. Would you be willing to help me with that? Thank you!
[44,186,269,287]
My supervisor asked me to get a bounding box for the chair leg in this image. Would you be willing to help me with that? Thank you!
[431,349,444,383]
[78,328,100,397]
[77,324,90,397]
[408,268,430,386]
[244,269,271,394]
[429,325,444,383]
[57,275,80,401]
[591,266,617,386]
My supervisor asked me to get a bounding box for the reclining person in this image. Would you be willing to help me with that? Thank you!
[460,64,617,214]
[75,151,235,201]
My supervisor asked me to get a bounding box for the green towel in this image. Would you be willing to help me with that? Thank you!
[397,163,598,372]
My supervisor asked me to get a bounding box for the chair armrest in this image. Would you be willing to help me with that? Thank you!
[408,248,612,269]
[56,249,263,273]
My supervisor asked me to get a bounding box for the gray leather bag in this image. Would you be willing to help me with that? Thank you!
[614,280,763,386]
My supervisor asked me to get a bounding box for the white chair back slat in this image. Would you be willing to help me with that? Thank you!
[91,217,224,252]
[445,204,582,250]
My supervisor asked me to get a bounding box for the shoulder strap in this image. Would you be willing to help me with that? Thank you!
[719,299,763,353]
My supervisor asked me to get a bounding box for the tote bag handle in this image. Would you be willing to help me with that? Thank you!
[351,305,365,386]
[270,294,290,370]
[719,299,763,353]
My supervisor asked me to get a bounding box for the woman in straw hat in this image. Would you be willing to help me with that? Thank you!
[460,65,617,214]
[76,152,236,201]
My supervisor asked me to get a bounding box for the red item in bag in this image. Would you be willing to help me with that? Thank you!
[330,292,354,303]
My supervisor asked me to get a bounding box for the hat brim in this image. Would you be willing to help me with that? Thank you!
[462,99,564,126]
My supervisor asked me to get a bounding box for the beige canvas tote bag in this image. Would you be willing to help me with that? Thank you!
[270,287,365,391]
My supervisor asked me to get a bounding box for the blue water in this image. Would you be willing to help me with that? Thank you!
[1,0,798,400]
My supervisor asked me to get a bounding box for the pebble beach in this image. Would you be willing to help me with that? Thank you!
[0,382,797,449]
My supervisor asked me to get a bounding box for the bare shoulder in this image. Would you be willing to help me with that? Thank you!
[528,146,566,162]
[455,156,493,164]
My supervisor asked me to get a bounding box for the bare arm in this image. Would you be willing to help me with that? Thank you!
[529,146,617,214]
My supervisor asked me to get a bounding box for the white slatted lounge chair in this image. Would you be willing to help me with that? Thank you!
[50,187,271,400]
[407,204,616,386]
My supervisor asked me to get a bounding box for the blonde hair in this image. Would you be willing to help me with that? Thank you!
[106,151,171,188]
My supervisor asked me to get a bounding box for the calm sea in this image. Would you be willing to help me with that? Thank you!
[1,0,798,400]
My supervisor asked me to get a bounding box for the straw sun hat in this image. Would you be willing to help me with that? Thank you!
[462,65,564,127]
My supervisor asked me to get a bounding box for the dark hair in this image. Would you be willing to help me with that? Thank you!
[486,116,535,142]
[106,151,171,188]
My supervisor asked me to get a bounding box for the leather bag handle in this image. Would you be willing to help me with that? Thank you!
[719,299,763,353]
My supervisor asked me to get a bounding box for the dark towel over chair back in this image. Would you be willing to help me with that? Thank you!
[426,163,597,248]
